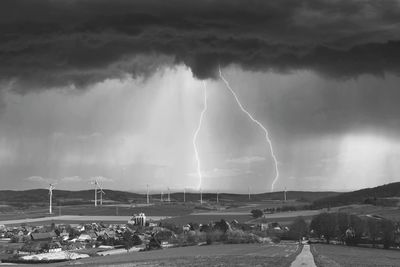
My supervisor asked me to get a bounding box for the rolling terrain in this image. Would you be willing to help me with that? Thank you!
[312,182,400,208]
[0,189,339,207]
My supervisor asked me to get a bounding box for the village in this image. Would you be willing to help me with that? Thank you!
[0,212,289,264]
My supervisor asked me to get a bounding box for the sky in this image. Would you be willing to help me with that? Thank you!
[0,0,400,193]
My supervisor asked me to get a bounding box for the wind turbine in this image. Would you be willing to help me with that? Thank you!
[97,182,106,206]
[284,187,287,202]
[48,183,56,214]
[146,184,149,204]
[91,179,100,207]
[167,187,170,202]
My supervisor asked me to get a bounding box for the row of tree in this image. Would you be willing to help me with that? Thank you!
[308,212,398,249]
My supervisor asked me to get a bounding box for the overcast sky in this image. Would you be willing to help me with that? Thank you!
[1,0,400,193]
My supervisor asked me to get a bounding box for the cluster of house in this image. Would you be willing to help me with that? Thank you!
[0,220,149,258]
[0,215,289,262]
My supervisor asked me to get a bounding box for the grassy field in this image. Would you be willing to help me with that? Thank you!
[333,204,400,221]
[59,203,194,216]
[49,242,301,267]
[161,214,254,225]
[0,200,316,227]
[0,203,194,221]
[311,243,400,267]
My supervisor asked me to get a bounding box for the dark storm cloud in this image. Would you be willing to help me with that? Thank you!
[0,0,400,90]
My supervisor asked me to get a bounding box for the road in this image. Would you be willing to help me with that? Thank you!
[290,244,317,267]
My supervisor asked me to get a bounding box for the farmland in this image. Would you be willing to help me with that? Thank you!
[48,242,302,267]
[311,243,400,267]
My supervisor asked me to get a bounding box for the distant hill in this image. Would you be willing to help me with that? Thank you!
[313,182,400,208]
[170,191,339,203]
[0,189,143,206]
[0,189,339,207]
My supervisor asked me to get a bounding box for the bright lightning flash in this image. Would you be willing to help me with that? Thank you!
[219,67,279,192]
[193,81,208,190]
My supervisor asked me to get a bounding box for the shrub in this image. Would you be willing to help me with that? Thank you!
[251,209,263,218]
[225,229,259,244]
[158,222,182,234]
[204,230,223,244]
[270,235,281,243]
[186,230,206,244]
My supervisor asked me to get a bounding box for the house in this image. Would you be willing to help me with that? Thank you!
[260,223,269,231]
[30,231,57,241]
[183,224,191,232]
[67,242,84,250]
[99,229,117,240]
[128,213,146,226]
[60,230,69,241]
[77,233,93,241]
[48,242,62,253]
[87,231,98,240]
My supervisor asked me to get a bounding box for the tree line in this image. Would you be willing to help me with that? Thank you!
[308,212,399,249]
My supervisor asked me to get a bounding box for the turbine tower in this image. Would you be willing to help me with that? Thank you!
[48,183,56,214]
[92,179,100,207]
[284,187,287,202]
[167,187,170,202]
[97,181,105,206]
[146,184,149,204]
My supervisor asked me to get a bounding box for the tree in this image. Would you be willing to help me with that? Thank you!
[66,225,80,239]
[310,213,337,244]
[346,214,364,246]
[213,219,230,233]
[381,219,395,249]
[189,222,199,231]
[122,231,142,250]
[288,216,308,241]
[366,218,379,247]
[251,209,263,218]
[336,212,349,243]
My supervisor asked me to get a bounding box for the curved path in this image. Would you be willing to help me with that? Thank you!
[290,244,317,267]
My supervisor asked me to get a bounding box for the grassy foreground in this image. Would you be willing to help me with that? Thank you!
[311,243,400,267]
[49,242,302,267]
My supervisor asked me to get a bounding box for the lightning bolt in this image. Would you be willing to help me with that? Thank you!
[219,67,279,192]
[193,81,208,190]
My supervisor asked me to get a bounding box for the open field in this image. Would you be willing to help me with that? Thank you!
[333,204,400,221]
[49,242,301,267]
[311,243,400,267]
[0,215,169,227]
[161,214,253,225]
[0,200,321,227]
[6,201,398,228]
[8,200,399,228]
[0,203,193,222]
